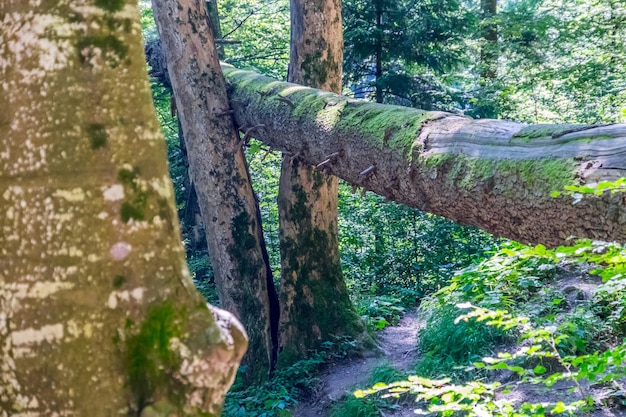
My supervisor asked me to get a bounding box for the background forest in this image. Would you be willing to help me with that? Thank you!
[141,0,626,415]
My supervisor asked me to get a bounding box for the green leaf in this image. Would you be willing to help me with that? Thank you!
[533,365,547,374]
[552,402,566,413]
[354,389,366,398]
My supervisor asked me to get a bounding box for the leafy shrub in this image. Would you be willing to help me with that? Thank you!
[224,354,324,417]
[330,365,407,417]
[356,295,406,331]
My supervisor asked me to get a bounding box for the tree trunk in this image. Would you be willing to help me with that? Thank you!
[480,0,498,81]
[222,65,626,247]
[206,0,225,59]
[375,1,384,104]
[0,1,246,415]
[152,0,279,383]
[278,0,368,363]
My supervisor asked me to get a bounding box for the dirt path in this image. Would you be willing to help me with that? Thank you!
[293,311,422,417]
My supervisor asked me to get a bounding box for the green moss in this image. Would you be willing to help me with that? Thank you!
[76,34,128,65]
[227,211,271,383]
[292,92,329,118]
[289,185,311,220]
[223,67,436,158]
[118,167,149,223]
[120,201,145,222]
[421,152,454,168]
[126,302,185,409]
[333,103,435,157]
[511,123,612,142]
[87,123,108,149]
[113,275,126,288]
[301,50,327,86]
[95,0,124,12]
[118,166,140,183]
[278,221,366,367]
[442,155,577,197]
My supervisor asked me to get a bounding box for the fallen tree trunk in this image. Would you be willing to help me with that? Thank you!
[222,65,626,247]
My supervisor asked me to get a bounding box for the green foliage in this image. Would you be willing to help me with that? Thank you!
[330,395,383,417]
[218,0,289,79]
[339,187,498,305]
[224,357,320,416]
[356,295,405,331]
[343,0,474,107]
[355,374,588,417]
[475,0,626,123]
[346,236,626,415]
[330,365,408,417]
[416,303,510,380]
[224,341,362,417]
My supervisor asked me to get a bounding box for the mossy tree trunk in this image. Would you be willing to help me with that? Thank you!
[152,0,279,383]
[0,1,246,416]
[277,0,368,364]
[222,65,626,247]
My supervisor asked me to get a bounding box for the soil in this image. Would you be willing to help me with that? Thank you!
[292,311,423,417]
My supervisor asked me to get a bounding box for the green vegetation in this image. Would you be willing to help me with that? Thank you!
[139,0,626,415]
[126,303,185,409]
[348,240,626,415]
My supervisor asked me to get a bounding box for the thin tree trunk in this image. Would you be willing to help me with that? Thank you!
[0,1,246,415]
[152,0,279,383]
[480,0,498,81]
[206,0,226,59]
[375,2,384,103]
[278,0,367,363]
[223,65,626,247]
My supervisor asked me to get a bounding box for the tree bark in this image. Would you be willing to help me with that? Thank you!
[0,1,246,416]
[223,65,626,247]
[152,0,279,384]
[277,0,368,363]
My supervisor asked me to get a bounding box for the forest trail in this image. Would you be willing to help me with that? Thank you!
[293,311,423,417]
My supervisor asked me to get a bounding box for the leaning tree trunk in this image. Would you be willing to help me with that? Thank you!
[277,0,368,364]
[152,0,279,383]
[0,1,246,416]
[222,65,626,247]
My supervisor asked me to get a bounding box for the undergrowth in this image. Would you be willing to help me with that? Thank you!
[350,238,626,416]
[223,335,361,417]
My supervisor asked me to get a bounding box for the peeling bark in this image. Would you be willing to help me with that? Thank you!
[222,66,626,247]
[152,0,278,383]
[277,0,368,363]
[0,1,246,415]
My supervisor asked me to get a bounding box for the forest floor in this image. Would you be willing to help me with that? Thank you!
[293,311,423,417]
[291,276,626,416]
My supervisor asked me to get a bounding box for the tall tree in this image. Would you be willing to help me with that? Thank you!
[152,0,279,383]
[343,0,470,106]
[480,0,498,81]
[0,1,246,415]
[223,65,626,247]
[277,0,368,363]
[475,0,499,119]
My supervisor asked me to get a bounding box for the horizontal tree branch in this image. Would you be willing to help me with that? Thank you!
[222,64,626,247]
